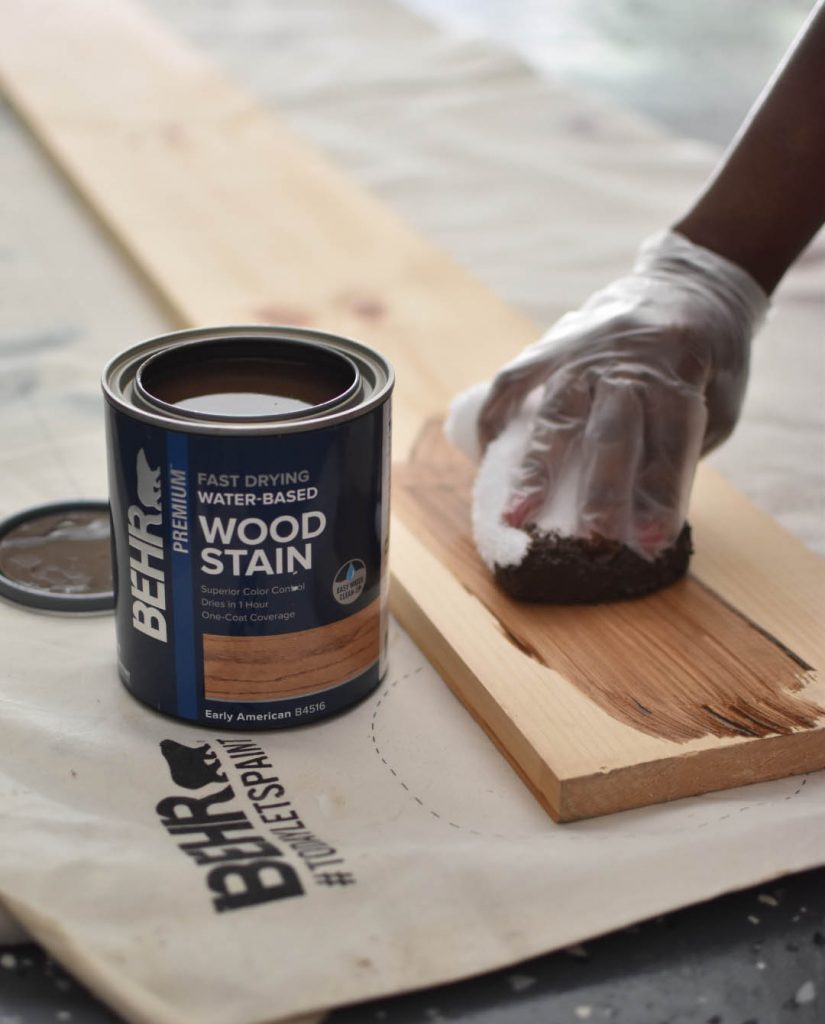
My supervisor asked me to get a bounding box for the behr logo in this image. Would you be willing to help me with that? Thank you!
[136,449,162,509]
[156,739,304,913]
[129,448,168,642]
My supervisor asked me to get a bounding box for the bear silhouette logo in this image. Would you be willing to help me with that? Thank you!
[136,449,161,510]
[160,739,227,789]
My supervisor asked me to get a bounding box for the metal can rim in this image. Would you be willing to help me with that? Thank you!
[102,324,394,436]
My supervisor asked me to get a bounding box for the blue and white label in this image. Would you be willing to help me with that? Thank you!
[106,402,389,729]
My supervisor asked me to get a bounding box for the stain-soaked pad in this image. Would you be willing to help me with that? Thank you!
[446,382,692,603]
[495,525,693,603]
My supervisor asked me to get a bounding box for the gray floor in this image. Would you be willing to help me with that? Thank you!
[402,0,813,143]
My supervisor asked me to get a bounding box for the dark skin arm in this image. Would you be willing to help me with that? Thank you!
[475,5,824,552]
[674,0,825,295]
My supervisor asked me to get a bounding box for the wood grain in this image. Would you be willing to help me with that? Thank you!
[392,431,825,820]
[395,422,822,743]
[3,0,823,818]
[0,0,532,457]
[390,510,825,822]
[203,600,379,701]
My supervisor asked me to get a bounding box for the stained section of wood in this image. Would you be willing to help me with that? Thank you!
[203,600,380,701]
[392,422,825,819]
[396,423,821,744]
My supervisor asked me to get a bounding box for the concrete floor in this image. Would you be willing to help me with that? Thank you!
[401,0,813,144]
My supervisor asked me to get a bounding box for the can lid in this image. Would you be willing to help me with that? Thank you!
[0,500,114,614]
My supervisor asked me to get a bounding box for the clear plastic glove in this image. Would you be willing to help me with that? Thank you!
[476,231,769,558]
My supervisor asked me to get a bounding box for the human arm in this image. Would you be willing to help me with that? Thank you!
[470,2,825,559]
[674,0,825,294]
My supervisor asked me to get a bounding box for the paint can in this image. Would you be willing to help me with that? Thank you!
[103,325,393,729]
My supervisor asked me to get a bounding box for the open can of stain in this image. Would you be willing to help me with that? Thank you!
[103,325,393,729]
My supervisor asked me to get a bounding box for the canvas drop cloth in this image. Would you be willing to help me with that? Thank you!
[0,0,823,1021]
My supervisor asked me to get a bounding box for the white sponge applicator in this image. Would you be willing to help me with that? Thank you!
[444,382,693,604]
[445,382,531,570]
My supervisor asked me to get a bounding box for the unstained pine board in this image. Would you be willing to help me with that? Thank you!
[1,0,823,821]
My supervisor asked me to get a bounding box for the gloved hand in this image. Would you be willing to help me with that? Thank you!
[476,231,769,558]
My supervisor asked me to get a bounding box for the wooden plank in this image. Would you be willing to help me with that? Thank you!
[1,0,822,820]
[0,0,532,457]
[393,422,825,820]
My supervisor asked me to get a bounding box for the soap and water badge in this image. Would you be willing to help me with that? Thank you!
[103,325,393,730]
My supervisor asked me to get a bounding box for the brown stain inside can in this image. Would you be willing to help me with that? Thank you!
[138,337,358,419]
[172,387,315,418]
[0,510,112,595]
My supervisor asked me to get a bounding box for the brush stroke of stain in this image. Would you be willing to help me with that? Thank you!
[395,420,825,744]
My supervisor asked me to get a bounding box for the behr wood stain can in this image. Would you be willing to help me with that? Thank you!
[103,326,393,729]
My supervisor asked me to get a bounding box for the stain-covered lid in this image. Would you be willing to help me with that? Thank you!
[0,500,114,613]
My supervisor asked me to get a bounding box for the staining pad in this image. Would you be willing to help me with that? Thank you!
[0,500,113,613]
[494,524,693,604]
[445,381,694,604]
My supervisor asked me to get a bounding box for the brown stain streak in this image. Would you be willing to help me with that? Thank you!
[252,305,313,326]
[335,291,387,322]
[737,705,784,733]
[701,706,760,738]
[161,123,186,147]
[394,420,824,744]
[353,299,385,321]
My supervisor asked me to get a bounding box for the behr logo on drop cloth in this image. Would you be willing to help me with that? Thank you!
[332,559,366,604]
[156,739,304,914]
[129,448,168,642]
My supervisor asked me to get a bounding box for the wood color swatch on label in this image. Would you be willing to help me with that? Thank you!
[3,0,823,820]
[204,600,380,701]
